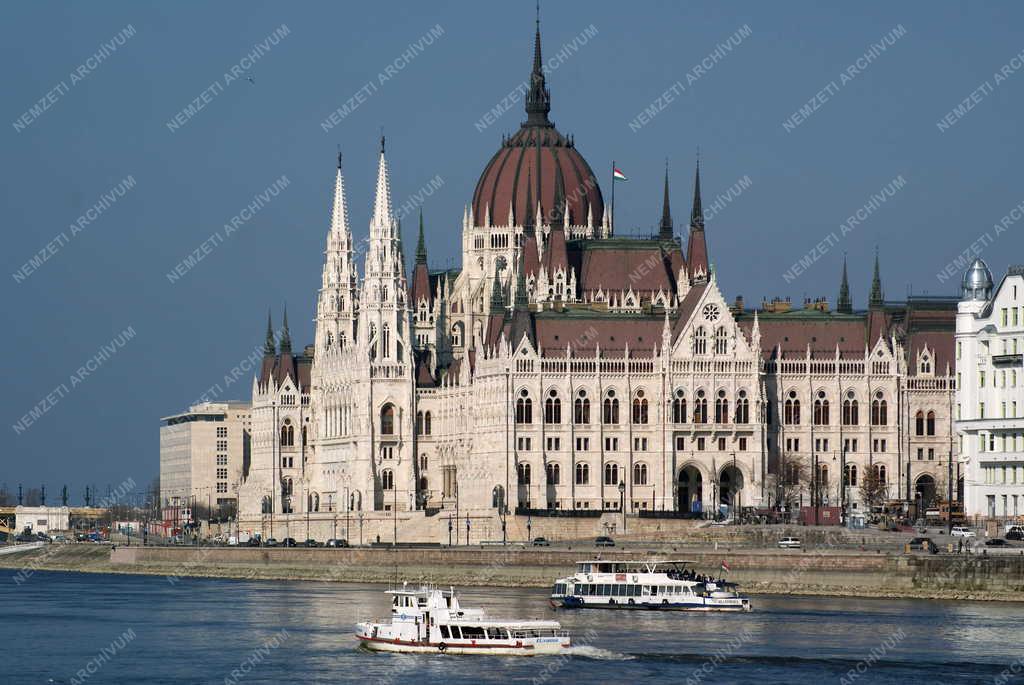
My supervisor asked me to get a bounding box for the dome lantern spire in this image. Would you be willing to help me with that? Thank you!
[524,2,552,126]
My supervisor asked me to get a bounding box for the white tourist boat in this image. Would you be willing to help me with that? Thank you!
[355,584,571,655]
[550,559,752,612]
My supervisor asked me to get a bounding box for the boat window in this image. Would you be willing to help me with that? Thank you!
[462,626,486,639]
[440,625,451,639]
[574,584,582,595]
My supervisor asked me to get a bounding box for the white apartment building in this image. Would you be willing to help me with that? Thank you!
[956,260,1024,520]
[159,401,251,515]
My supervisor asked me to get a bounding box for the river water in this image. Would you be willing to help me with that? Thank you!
[3,571,1023,684]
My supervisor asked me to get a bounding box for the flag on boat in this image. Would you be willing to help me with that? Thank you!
[615,573,626,581]
[721,560,730,573]
[613,167,628,181]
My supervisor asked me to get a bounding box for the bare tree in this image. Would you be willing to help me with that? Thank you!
[859,468,888,511]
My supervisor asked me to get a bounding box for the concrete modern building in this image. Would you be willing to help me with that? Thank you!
[159,401,251,515]
[956,260,1024,520]
[231,18,960,541]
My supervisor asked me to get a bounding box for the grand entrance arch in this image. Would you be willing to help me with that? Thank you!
[915,474,937,510]
[719,465,744,511]
[677,466,703,514]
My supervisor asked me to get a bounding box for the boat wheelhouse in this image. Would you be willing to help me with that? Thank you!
[355,584,571,655]
[550,560,751,612]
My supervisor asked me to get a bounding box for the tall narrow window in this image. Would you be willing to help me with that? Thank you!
[735,390,749,424]
[694,390,708,424]
[381,469,394,490]
[632,390,648,424]
[574,390,591,424]
[784,391,800,425]
[693,327,707,355]
[842,393,858,425]
[813,391,829,425]
[926,411,935,436]
[544,390,562,424]
[715,390,729,424]
[380,404,395,435]
[516,390,533,424]
[714,326,728,355]
[672,389,687,423]
[603,390,619,424]
[871,393,887,425]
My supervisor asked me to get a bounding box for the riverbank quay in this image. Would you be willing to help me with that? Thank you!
[3,542,1024,601]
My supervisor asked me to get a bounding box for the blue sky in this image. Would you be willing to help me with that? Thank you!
[2,1,1023,499]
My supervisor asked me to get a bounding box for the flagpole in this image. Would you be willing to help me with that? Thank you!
[610,160,615,234]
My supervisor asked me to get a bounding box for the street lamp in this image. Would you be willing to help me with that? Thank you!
[618,481,626,533]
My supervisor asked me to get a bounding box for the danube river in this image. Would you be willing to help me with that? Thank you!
[3,570,1023,684]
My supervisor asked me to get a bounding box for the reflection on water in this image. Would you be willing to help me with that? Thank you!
[2,571,1024,684]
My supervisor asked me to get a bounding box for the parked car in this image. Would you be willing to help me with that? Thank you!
[35,532,52,542]
[985,538,1009,547]
[264,538,279,547]
[325,539,350,548]
[303,539,320,547]
[246,537,262,547]
[532,537,551,546]
[282,538,298,548]
[908,537,938,554]
[778,537,801,549]
[594,536,615,547]
[15,532,36,543]
[1007,529,1024,541]
[951,527,976,538]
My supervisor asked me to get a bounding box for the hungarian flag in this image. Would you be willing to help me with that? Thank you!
[613,167,628,181]
[721,560,730,573]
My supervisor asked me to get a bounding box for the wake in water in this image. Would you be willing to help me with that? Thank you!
[565,645,635,661]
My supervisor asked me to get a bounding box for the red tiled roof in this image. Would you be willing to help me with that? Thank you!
[535,317,665,357]
[577,245,677,296]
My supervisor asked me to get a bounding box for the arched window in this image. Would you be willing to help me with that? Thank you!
[280,420,294,446]
[261,496,272,514]
[735,390,749,424]
[632,390,648,424]
[874,464,887,484]
[546,463,560,485]
[381,469,394,490]
[602,390,619,424]
[515,390,533,424]
[544,389,562,424]
[915,411,924,436]
[416,411,424,435]
[633,463,648,485]
[604,462,619,485]
[418,476,428,492]
[842,392,858,425]
[381,323,390,358]
[871,392,887,426]
[714,326,728,355]
[693,327,707,355]
[492,485,505,509]
[424,411,432,435]
[715,390,729,424]
[575,463,590,485]
[574,390,590,424]
[672,389,687,424]
[283,477,293,496]
[813,391,829,425]
[380,404,395,435]
[784,391,800,425]
[419,454,427,470]
[517,463,531,485]
[302,425,307,446]
[694,390,708,424]
[451,322,464,347]
[844,464,858,487]
[926,411,936,436]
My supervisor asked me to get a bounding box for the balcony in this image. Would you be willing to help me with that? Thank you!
[992,354,1023,366]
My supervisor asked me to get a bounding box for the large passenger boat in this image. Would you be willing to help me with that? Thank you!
[550,560,752,612]
[355,584,571,655]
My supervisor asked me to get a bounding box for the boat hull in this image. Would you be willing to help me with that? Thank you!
[356,634,570,655]
[553,596,751,612]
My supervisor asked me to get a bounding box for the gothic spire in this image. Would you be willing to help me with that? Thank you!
[524,3,552,126]
[514,249,529,310]
[264,309,275,355]
[659,160,673,239]
[280,305,292,354]
[331,151,350,238]
[490,267,505,314]
[869,248,884,308]
[837,254,852,314]
[372,135,394,228]
[415,209,427,265]
[690,156,704,230]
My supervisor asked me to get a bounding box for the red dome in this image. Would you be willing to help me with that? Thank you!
[472,125,604,228]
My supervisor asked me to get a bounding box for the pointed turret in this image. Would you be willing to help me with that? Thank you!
[837,255,853,314]
[869,248,884,308]
[510,249,535,347]
[415,210,427,265]
[685,157,709,281]
[264,309,276,355]
[410,210,431,308]
[315,150,359,355]
[490,268,506,315]
[372,135,395,227]
[524,4,552,126]
[659,162,673,240]
[280,306,292,355]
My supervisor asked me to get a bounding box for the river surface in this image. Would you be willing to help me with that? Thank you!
[3,570,1024,684]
